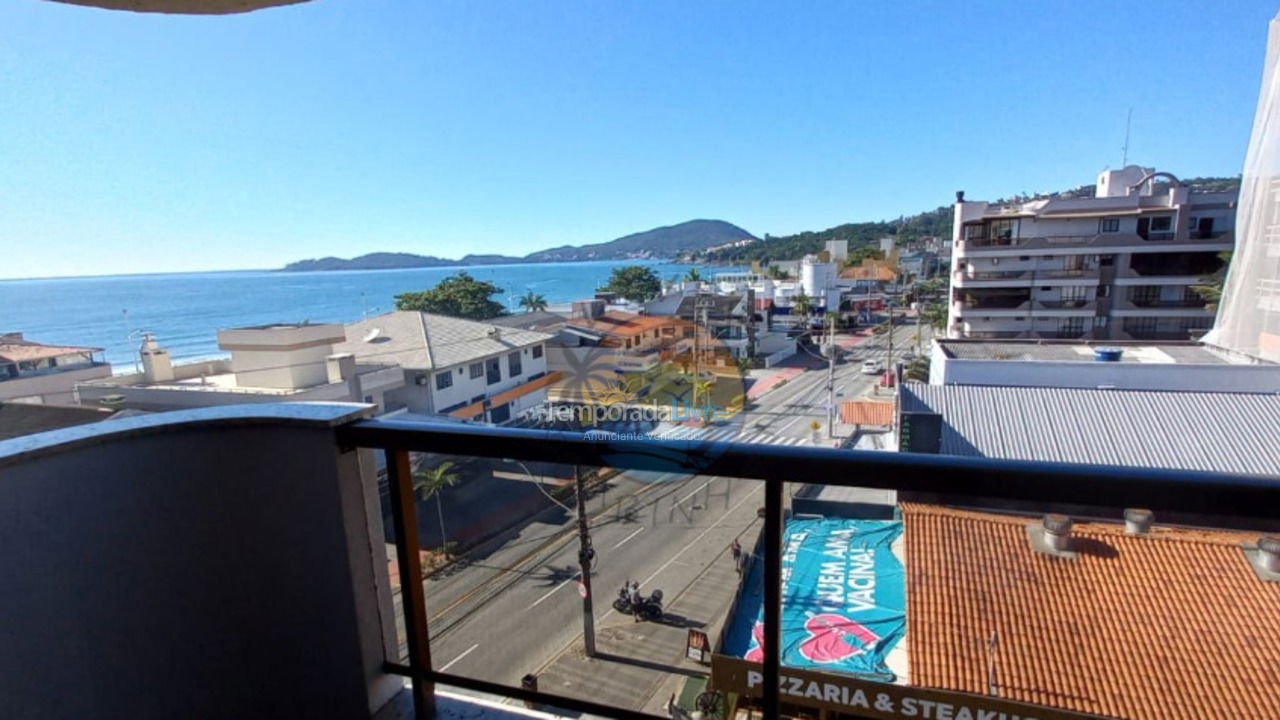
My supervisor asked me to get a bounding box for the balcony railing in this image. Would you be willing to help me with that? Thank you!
[1036,299,1093,309]
[7,406,1279,720]
[335,418,1280,720]
[1127,297,1209,308]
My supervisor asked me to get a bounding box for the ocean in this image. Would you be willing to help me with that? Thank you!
[0,260,724,369]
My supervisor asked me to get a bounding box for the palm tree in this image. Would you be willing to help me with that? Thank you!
[692,376,714,421]
[921,301,948,333]
[413,461,460,557]
[792,292,813,321]
[734,355,753,378]
[518,291,548,313]
[685,267,703,283]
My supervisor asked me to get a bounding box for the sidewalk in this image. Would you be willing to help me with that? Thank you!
[746,366,802,399]
[532,520,759,714]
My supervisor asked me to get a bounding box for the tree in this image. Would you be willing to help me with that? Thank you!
[734,355,754,377]
[395,272,507,320]
[792,292,813,320]
[691,376,714,419]
[518,291,548,313]
[603,265,663,303]
[685,267,703,283]
[413,461,460,557]
[920,301,949,333]
[1192,251,1233,311]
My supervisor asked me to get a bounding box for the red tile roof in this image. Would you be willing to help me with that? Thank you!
[840,400,894,426]
[903,503,1280,720]
[0,340,101,364]
[569,311,678,338]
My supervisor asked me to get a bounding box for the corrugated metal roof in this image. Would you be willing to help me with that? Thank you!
[901,383,1280,475]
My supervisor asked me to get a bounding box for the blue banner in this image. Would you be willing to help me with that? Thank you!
[723,517,905,681]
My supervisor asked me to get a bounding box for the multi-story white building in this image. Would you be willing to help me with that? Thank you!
[948,166,1236,341]
[336,311,554,424]
[1,333,112,404]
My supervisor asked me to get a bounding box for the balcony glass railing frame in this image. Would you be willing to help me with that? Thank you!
[335,419,1280,720]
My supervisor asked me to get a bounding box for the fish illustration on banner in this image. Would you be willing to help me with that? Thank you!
[727,518,905,681]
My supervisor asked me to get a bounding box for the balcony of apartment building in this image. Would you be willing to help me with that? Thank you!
[1110,286,1214,319]
[6,403,1275,720]
[951,289,1031,317]
[1114,250,1227,284]
[958,228,1233,257]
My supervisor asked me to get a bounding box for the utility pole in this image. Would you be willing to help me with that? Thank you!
[826,313,836,439]
[886,299,895,388]
[574,463,597,657]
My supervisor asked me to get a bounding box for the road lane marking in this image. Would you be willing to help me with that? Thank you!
[530,572,580,608]
[678,477,717,504]
[598,481,763,625]
[439,643,478,672]
[612,526,645,549]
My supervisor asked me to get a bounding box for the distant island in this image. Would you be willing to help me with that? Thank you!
[281,219,758,272]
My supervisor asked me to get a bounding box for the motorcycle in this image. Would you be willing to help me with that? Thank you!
[613,583,664,621]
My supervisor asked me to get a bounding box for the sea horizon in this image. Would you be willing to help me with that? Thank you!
[1,259,738,369]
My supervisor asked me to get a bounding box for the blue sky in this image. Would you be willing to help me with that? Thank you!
[2,0,1276,278]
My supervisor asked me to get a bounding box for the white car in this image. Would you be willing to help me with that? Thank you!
[861,359,883,375]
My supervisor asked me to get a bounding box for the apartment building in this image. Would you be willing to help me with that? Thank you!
[0,333,112,404]
[948,165,1236,341]
[336,311,555,424]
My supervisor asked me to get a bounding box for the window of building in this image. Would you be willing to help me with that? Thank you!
[988,219,1016,241]
[1100,255,1115,267]
[1060,317,1085,334]
[1093,316,1108,328]
[486,357,501,385]
[1150,216,1172,232]
[508,351,522,377]
[1100,218,1121,233]
[532,344,543,359]
[469,362,483,379]
[1061,286,1090,302]
[1129,286,1161,305]
[435,371,453,390]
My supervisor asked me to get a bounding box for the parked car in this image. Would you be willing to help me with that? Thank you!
[879,369,897,388]
[861,359,883,374]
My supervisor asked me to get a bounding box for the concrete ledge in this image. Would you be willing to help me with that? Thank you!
[0,401,375,470]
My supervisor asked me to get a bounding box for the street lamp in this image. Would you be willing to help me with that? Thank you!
[502,458,597,657]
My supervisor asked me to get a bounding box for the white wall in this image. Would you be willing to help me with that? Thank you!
[417,343,549,414]
[935,356,1280,392]
[1,364,112,404]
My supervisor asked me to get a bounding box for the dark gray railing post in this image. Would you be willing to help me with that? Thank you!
[386,449,435,719]
[762,479,783,719]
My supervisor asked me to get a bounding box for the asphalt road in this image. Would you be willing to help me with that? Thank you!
[396,320,932,692]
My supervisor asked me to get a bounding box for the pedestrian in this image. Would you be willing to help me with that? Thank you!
[731,538,742,566]
[630,581,644,622]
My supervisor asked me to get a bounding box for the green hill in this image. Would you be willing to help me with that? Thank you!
[524,219,757,262]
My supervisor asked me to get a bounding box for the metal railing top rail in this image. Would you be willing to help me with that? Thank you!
[336,419,1280,521]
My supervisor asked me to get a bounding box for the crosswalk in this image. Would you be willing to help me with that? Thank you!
[627,422,813,448]
[512,415,813,448]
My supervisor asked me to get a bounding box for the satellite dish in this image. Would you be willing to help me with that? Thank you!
[362,328,382,343]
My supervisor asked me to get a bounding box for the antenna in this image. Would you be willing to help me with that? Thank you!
[1121,107,1133,166]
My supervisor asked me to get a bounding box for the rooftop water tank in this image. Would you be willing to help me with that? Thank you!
[1094,347,1124,362]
